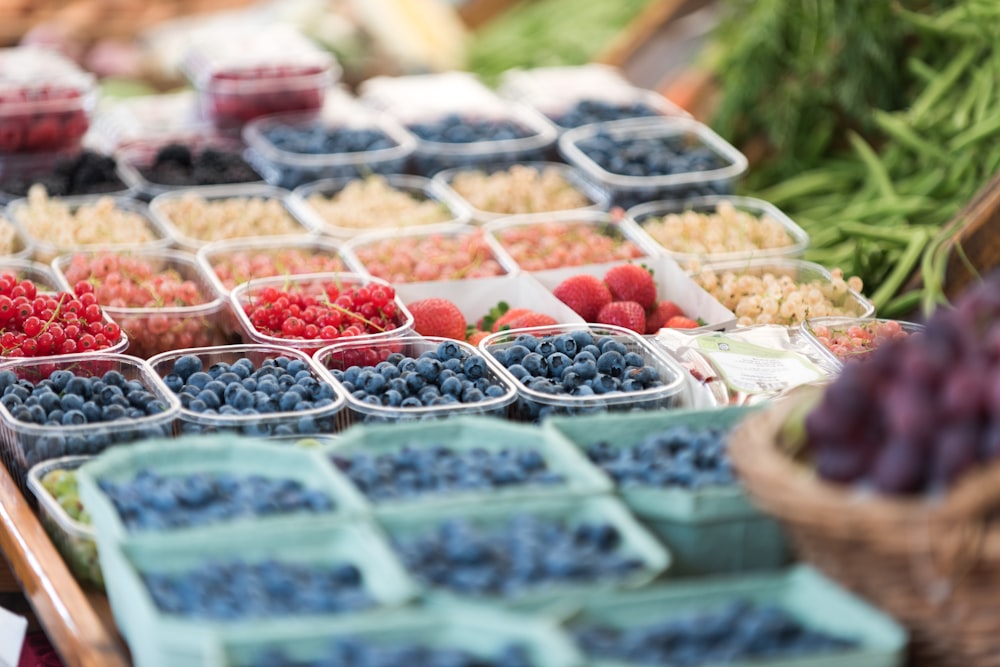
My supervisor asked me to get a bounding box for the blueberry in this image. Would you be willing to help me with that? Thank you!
[172,355,203,381]
[187,372,212,389]
[597,351,626,378]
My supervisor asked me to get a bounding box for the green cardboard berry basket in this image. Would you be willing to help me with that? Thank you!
[321,415,613,515]
[376,494,670,614]
[210,604,585,666]
[545,407,788,576]
[97,519,419,667]
[76,435,369,543]
[26,455,103,589]
[563,565,907,667]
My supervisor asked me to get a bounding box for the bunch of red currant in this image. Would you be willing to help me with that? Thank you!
[244,281,406,342]
[0,274,123,357]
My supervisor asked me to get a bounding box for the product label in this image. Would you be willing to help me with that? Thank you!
[694,334,825,394]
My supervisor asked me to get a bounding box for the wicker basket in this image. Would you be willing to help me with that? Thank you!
[729,388,1000,667]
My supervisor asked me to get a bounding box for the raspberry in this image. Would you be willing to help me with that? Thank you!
[505,312,558,329]
[665,315,700,329]
[597,301,647,334]
[603,264,657,310]
[552,274,613,321]
[645,300,685,334]
[407,298,467,340]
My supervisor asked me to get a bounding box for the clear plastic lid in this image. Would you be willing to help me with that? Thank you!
[0,47,96,113]
[181,24,337,90]
[27,455,95,540]
[360,72,502,120]
[89,91,209,153]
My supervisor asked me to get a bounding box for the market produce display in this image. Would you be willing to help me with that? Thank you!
[203,244,347,293]
[33,460,103,588]
[489,220,645,271]
[331,444,564,502]
[585,425,735,489]
[805,274,1000,494]
[260,122,398,156]
[142,559,373,619]
[1,151,123,199]
[573,599,858,664]
[152,192,306,245]
[446,164,592,215]
[243,641,535,667]
[575,130,726,179]
[97,469,333,531]
[136,144,260,188]
[709,0,1000,314]
[553,100,662,128]
[407,114,534,144]
[392,514,643,596]
[350,230,509,282]
[302,175,453,233]
[804,317,919,365]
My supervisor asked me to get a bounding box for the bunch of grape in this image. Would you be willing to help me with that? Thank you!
[806,274,1000,495]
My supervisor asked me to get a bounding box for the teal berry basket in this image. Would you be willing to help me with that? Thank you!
[97,519,419,667]
[210,604,586,667]
[562,565,908,667]
[375,493,670,615]
[321,415,612,515]
[544,406,790,576]
[76,434,369,543]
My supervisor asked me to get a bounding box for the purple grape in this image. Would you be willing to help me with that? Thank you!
[814,445,869,484]
[872,438,927,494]
[931,423,980,487]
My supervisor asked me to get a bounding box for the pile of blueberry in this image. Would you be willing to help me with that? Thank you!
[244,639,535,667]
[2,150,125,198]
[585,425,736,489]
[98,469,334,532]
[552,100,661,129]
[143,559,374,620]
[327,342,509,419]
[138,144,261,187]
[330,444,565,502]
[0,369,173,465]
[407,114,534,144]
[262,123,398,155]
[392,514,643,597]
[161,354,340,436]
[576,131,726,178]
[573,599,858,665]
[486,331,664,419]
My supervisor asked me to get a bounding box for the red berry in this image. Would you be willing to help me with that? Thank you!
[505,312,559,329]
[645,300,685,334]
[603,264,657,310]
[406,298,467,340]
[552,274,613,321]
[665,315,700,329]
[596,301,647,334]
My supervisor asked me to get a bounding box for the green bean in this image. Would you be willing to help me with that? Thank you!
[950,113,1000,151]
[870,228,931,311]
[908,46,980,124]
[880,290,923,319]
[848,131,896,201]
[873,111,949,160]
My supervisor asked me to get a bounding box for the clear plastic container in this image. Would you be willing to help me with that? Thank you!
[627,195,810,268]
[242,109,416,190]
[146,344,347,438]
[432,162,609,224]
[0,258,58,290]
[360,72,503,117]
[115,137,264,199]
[196,235,347,299]
[393,273,586,330]
[529,256,737,333]
[482,210,657,272]
[313,336,518,427]
[802,316,925,368]
[0,47,97,153]
[51,249,233,359]
[213,605,586,667]
[229,272,413,356]
[94,521,419,667]
[479,323,687,422]
[559,117,749,208]
[6,194,173,264]
[76,435,366,542]
[0,353,180,492]
[499,64,689,131]
[343,224,519,283]
[87,91,209,153]
[322,415,611,513]
[379,494,670,612]
[27,455,103,589]
[288,174,470,238]
[181,24,338,131]
[564,566,908,667]
[148,183,311,253]
[0,150,130,204]
[0,217,33,261]
[693,258,876,328]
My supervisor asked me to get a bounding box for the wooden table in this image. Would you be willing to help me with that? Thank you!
[0,462,130,667]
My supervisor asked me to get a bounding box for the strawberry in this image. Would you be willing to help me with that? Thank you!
[645,300,685,334]
[505,312,558,329]
[466,330,491,346]
[492,307,533,332]
[665,315,700,329]
[406,298,466,340]
[597,301,646,334]
[552,274,612,321]
[603,264,656,310]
